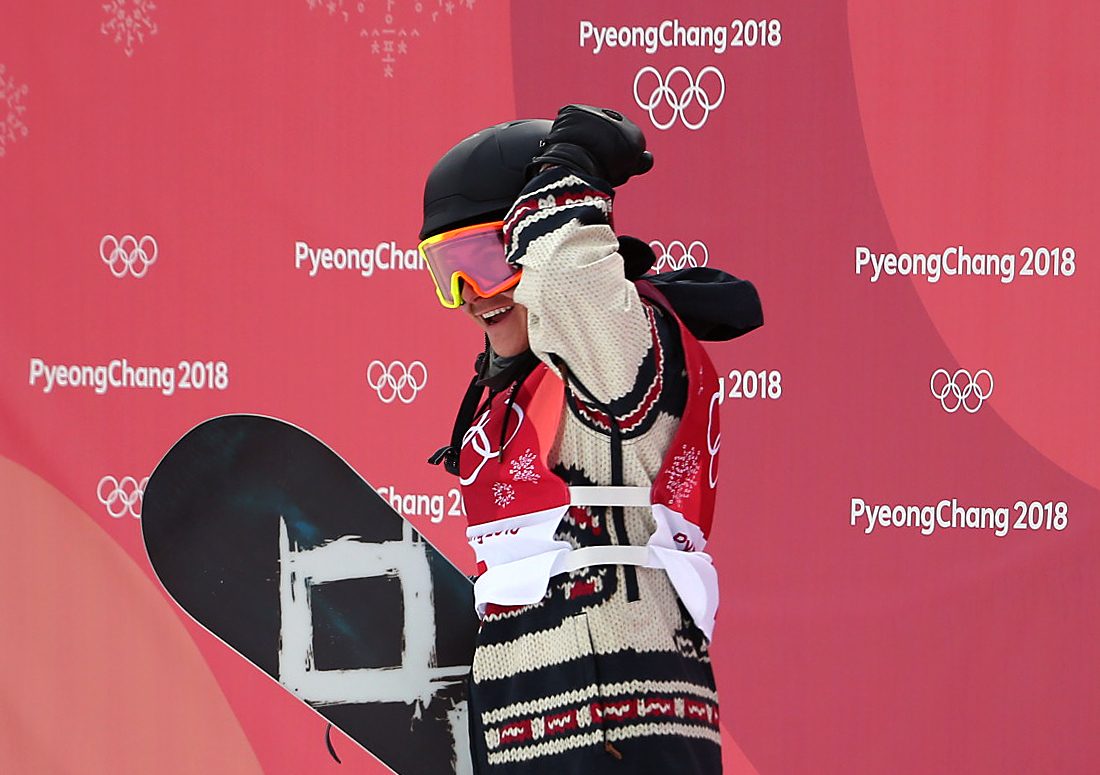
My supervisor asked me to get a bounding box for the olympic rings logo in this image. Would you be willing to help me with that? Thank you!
[930,368,994,413]
[97,475,148,519]
[706,384,722,489]
[366,359,428,404]
[459,404,525,486]
[633,66,725,131]
[649,240,709,272]
[100,234,158,278]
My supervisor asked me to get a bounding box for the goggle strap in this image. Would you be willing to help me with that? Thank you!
[429,350,491,475]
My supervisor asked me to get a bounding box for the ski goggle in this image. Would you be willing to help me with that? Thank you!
[418,221,521,309]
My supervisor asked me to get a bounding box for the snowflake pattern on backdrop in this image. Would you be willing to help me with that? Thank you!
[492,482,515,508]
[101,1,159,57]
[0,65,28,158]
[665,444,701,507]
[305,0,476,78]
[509,449,541,484]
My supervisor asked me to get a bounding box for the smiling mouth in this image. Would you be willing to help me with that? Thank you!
[480,305,514,326]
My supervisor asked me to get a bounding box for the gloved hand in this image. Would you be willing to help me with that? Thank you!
[527,104,654,187]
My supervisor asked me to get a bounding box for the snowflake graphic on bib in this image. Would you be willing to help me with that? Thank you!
[666,444,701,507]
[492,482,515,508]
[509,449,541,483]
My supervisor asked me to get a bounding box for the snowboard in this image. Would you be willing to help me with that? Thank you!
[141,414,478,775]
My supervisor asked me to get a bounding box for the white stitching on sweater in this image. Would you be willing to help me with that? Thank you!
[486,730,605,765]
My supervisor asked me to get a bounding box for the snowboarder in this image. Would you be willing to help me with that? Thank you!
[420,105,759,773]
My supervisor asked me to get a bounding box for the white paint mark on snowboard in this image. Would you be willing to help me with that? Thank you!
[277,516,471,769]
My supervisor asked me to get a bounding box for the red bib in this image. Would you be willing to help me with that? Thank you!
[460,283,719,538]
[458,286,724,637]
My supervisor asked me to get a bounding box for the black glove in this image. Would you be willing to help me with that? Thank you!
[527,104,654,187]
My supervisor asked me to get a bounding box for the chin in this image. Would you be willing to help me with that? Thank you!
[490,339,528,358]
[488,327,529,358]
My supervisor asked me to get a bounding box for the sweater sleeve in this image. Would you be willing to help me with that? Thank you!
[503,168,652,404]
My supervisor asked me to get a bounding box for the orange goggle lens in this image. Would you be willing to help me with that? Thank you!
[418,221,521,309]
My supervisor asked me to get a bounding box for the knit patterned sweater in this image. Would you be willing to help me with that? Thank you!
[465,168,722,774]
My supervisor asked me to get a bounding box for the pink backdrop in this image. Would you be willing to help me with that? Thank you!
[2,1,1097,773]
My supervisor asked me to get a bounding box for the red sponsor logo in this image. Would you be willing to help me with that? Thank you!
[673,531,696,551]
[474,527,521,544]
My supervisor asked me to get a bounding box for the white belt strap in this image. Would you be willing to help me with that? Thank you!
[549,544,655,576]
[473,542,718,640]
[568,485,651,507]
[468,499,718,639]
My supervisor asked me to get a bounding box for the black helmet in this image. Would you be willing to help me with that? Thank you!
[419,119,552,240]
